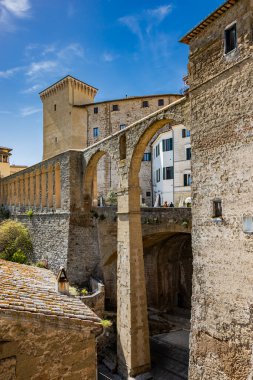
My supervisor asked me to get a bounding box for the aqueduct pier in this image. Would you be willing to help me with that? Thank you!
[0,98,191,378]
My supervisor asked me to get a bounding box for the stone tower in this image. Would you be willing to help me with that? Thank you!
[40,75,97,160]
[181,0,253,378]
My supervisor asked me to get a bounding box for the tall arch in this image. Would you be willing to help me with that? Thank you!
[116,114,185,378]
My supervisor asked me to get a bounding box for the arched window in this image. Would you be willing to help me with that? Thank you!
[119,134,126,160]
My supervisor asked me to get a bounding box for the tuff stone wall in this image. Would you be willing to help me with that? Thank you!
[0,312,97,380]
[188,0,253,378]
[16,213,70,272]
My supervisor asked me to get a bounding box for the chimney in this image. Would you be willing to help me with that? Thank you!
[56,267,69,295]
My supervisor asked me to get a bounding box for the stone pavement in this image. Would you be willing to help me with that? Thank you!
[98,329,189,380]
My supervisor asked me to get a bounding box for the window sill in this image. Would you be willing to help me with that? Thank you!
[211,217,223,223]
[243,230,253,235]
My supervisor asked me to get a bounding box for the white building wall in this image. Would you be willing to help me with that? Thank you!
[152,125,191,206]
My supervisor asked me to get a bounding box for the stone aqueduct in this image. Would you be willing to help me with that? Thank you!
[0,97,191,377]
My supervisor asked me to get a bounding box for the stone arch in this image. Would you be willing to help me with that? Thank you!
[55,163,61,209]
[115,112,186,377]
[83,150,109,208]
[129,114,183,190]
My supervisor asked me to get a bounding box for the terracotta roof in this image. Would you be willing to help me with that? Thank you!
[180,0,239,44]
[0,260,100,324]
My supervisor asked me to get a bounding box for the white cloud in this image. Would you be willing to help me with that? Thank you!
[146,5,172,22]
[0,0,31,32]
[67,2,76,18]
[20,106,41,117]
[57,43,85,60]
[0,66,23,78]
[119,15,143,42]
[21,84,41,94]
[102,52,119,62]
[119,4,172,41]
[26,60,58,78]
[0,0,30,18]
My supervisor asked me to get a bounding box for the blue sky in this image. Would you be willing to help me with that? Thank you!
[0,0,223,166]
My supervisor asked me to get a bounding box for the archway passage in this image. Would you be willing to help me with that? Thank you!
[144,233,192,379]
[100,231,192,379]
[144,233,192,313]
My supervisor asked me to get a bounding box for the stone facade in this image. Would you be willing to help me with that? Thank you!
[182,0,253,378]
[41,77,182,206]
[40,76,97,161]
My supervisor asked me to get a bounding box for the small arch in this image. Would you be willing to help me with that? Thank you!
[55,163,61,209]
[119,134,126,160]
[84,149,119,209]
[83,150,106,209]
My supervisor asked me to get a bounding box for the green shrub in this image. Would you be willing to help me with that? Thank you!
[0,220,32,263]
[35,260,48,269]
[11,249,27,264]
[26,209,34,218]
[80,288,88,296]
[101,319,112,328]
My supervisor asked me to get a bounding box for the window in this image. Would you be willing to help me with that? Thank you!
[158,99,164,106]
[143,153,151,161]
[120,124,126,130]
[94,107,98,114]
[156,169,160,183]
[182,129,190,138]
[213,199,222,218]
[162,138,173,151]
[146,191,151,197]
[155,144,160,157]
[55,137,58,143]
[243,216,253,233]
[225,23,237,54]
[93,127,99,137]
[163,166,174,180]
[142,100,149,108]
[112,104,119,111]
[184,174,192,186]
[186,147,191,160]
[54,104,56,111]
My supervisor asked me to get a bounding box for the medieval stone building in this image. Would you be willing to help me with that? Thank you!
[40,78,183,206]
[0,0,252,378]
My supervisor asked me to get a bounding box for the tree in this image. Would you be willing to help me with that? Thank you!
[0,220,33,264]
